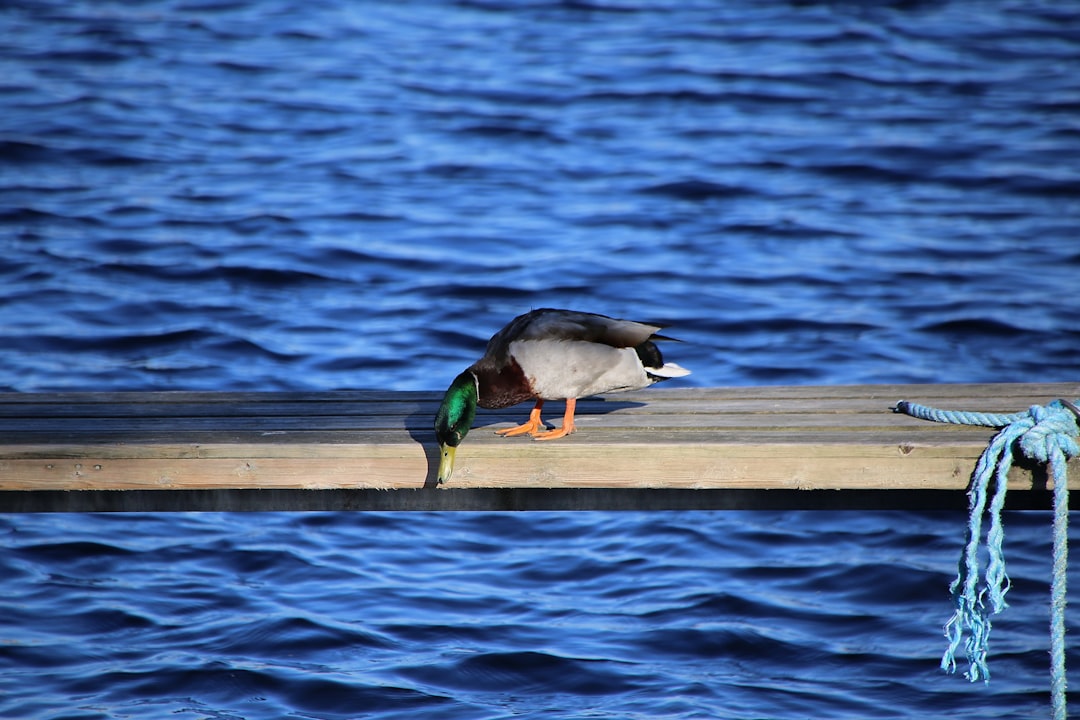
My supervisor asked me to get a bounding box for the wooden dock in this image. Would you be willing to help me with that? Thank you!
[0,383,1076,512]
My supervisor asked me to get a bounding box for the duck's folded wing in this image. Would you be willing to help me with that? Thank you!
[513,309,662,348]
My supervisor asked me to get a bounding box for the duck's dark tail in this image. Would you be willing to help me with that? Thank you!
[636,340,691,381]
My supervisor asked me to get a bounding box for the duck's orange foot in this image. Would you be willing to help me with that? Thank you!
[495,400,546,438]
[532,398,576,441]
[531,423,574,441]
[495,418,545,437]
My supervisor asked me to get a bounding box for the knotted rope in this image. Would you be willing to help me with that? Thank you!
[893,397,1078,720]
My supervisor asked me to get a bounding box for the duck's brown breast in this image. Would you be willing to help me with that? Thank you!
[473,357,535,409]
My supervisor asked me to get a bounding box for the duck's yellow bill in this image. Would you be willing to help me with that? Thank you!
[437,443,456,484]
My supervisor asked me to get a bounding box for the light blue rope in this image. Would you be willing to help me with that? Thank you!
[894,398,1078,720]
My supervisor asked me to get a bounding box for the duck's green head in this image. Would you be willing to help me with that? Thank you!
[434,371,478,484]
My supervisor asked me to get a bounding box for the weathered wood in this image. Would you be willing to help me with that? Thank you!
[0,383,1076,511]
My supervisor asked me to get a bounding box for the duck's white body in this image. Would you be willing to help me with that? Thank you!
[509,337,688,400]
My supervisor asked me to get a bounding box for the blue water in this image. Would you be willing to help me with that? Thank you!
[0,511,1074,719]
[1,0,1079,717]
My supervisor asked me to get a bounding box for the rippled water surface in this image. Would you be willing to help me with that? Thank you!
[3,511,1077,719]
[1,0,1079,717]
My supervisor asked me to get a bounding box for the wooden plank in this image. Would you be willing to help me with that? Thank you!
[0,438,1073,491]
[0,413,1003,438]
[0,442,1066,491]
[0,383,1077,511]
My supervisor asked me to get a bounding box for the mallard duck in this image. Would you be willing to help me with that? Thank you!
[434,308,690,483]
